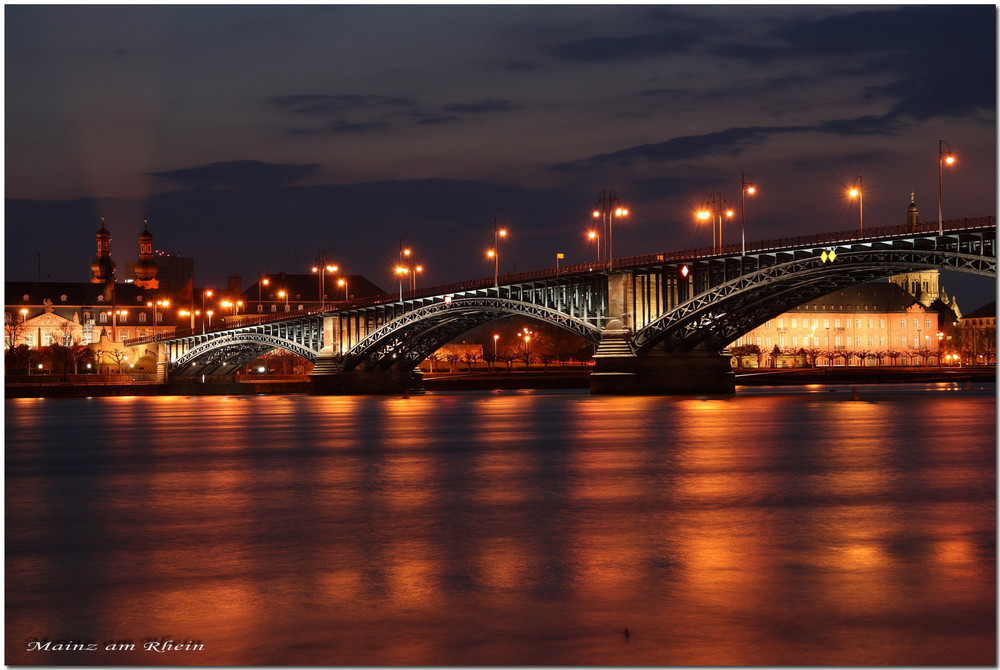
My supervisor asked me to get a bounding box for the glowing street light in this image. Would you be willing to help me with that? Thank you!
[741,173,756,255]
[848,176,863,232]
[938,140,957,234]
[488,221,508,287]
[696,193,734,254]
[592,189,628,265]
[312,261,338,308]
[337,277,349,301]
[201,289,213,333]
[587,230,600,263]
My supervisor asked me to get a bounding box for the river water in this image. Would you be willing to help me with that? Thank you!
[5,384,996,666]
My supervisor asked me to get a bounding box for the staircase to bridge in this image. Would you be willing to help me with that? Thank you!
[131,217,996,395]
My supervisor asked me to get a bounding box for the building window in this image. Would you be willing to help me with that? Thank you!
[925,318,931,329]
[823,319,830,328]
[271,304,277,312]
[901,336,907,346]
[791,318,798,329]
[835,318,842,328]
[879,319,885,329]
[99,312,108,323]
[880,336,886,346]
[139,312,147,323]
[868,337,873,347]
[777,318,784,329]
[867,319,873,329]
[24,334,35,347]
[913,319,919,329]
[778,336,785,347]
[792,335,798,347]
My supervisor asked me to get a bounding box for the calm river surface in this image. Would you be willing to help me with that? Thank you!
[5,384,996,666]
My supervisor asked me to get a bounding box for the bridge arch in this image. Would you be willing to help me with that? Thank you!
[633,248,995,353]
[340,297,602,371]
[170,332,317,376]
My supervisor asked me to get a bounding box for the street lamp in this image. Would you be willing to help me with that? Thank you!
[337,277,349,301]
[696,193,734,254]
[592,189,628,265]
[148,300,169,340]
[395,265,408,300]
[938,140,956,234]
[278,290,288,310]
[206,310,214,329]
[488,221,508,286]
[312,262,338,308]
[202,289,213,334]
[258,277,269,311]
[741,173,756,255]
[587,230,600,263]
[848,176,863,232]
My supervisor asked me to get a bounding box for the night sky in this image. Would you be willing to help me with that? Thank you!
[5,4,997,308]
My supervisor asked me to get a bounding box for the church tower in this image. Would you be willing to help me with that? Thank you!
[90,216,117,302]
[907,191,919,228]
[133,218,160,290]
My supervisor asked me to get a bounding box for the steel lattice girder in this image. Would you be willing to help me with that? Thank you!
[342,297,602,371]
[633,249,996,353]
[170,331,318,375]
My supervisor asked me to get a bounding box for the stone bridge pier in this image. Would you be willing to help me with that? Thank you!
[589,274,735,395]
[309,315,423,395]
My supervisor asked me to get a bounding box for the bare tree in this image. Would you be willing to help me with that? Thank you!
[444,353,461,373]
[461,351,480,372]
[4,321,26,351]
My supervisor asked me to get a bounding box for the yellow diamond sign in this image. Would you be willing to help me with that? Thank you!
[821,249,837,263]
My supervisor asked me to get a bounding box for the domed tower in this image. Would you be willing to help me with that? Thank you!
[91,216,117,284]
[133,218,160,289]
[907,191,919,228]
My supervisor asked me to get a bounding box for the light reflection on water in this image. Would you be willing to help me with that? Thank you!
[5,385,996,666]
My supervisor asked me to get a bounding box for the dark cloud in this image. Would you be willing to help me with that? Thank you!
[711,6,996,123]
[443,99,517,114]
[148,160,320,189]
[552,126,789,172]
[264,93,415,116]
[552,31,701,62]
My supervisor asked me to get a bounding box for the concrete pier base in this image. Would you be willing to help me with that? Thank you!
[590,349,735,395]
[309,361,424,395]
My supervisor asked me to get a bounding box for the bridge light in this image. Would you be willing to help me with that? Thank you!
[680,264,690,278]
[444,295,452,305]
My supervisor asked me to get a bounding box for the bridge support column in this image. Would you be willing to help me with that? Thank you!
[309,360,424,395]
[590,320,734,395]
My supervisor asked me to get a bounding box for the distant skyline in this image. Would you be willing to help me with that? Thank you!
[5,4,996,307]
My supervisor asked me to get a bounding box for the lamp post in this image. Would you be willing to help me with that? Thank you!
[206,309,214,329]
[741,173,756,255]
[278,290,288,310]
[201,289,212,334]
[587,230,600,263]
[696,193,734,254]
[149,300,169,340]
[312,262,338,309]
[258,277,269,312]
[592,189,628,265]
[338,277,349,301]
[938,140,956,235]
[848,176,863,232]
[487,222,508,287]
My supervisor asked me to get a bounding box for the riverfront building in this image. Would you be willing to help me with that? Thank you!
[729,272,965,367]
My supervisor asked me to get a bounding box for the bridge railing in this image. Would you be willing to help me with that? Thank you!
[140,215,995,342]
[128,305,328,345]
[341,215,995,309]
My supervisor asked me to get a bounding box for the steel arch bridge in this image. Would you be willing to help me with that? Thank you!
[141,217,995,392]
